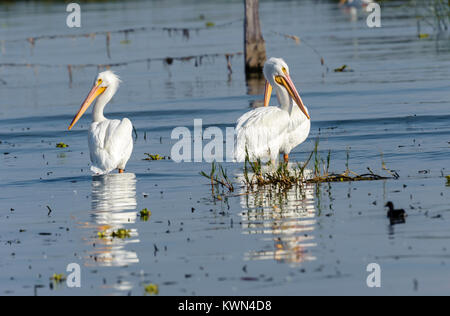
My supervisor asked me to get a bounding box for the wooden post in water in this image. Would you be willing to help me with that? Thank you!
[244,0,266,75]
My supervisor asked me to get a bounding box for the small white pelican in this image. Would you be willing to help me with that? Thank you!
[68,71,133,174]
[235,58,311,163]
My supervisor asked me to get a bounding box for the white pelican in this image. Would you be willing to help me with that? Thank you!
[235,58,310,163]
[68,71,133,174]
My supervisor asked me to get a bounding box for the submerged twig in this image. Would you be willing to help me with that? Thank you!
[46,206,53,217]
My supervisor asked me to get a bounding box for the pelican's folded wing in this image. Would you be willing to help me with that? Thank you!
[235,107,290,162]
[89,118,133,174]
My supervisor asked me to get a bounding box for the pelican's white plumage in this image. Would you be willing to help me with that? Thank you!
[88,118,133,174]
[235,58,310,163]
[236,107,291,162]
[68,71,133,174]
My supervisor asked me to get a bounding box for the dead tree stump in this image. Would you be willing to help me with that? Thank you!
[244,0,267,75]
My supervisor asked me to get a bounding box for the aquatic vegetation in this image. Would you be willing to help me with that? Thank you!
[144,284,159,295]
[243,138,392,189]
[205,22,216,28]
[111,229,131,239]
[202,139,395,192]
[446,175,450,186]
[143,153,167,161]
[97,231,107,239]
[334,64,353,72]
[200,162,235,195]
[56,142,69,148]
[50,273,66,283]
[243,159,307,188]
[139,208,152,221]
[97,228,131,239]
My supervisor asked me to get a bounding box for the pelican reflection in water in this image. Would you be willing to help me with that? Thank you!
[240,183,317,265]
[89,173,139,270]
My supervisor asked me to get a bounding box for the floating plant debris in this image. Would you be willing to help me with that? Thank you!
[50,274,66,283]
[139,208,151,217]
[56,142,69,148]
[334,64,353,72]
[139,208,152,221]
[446,176,450,186]
[97,229,131,239]
[111,229,131,239]
[97,231,107,239]
[144,284,159,295]
[143,153,167,161]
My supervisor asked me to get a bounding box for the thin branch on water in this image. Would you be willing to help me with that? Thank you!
[270,31,328,69]
[2,20,243,45]
[0,52,243,84]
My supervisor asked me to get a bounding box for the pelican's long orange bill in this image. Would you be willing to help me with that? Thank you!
[277,74,310,120]
[264,81,273,107]
[68,83,106,130]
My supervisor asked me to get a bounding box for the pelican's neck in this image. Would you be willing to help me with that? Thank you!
[275,85,295,115]
[92,97,107,123]
[92,85,117,123]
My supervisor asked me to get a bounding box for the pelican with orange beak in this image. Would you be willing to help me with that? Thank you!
[235,58,311,163]
[68,71,133,174]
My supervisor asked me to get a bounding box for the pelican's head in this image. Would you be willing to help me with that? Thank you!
[68,71,121,130]
[263,57,310,120]
[95,70,121,89]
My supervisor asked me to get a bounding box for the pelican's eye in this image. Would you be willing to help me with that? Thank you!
[97,79,103,85]
[282,67,287,75]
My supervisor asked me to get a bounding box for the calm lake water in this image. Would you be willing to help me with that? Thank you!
[0,0,450,295]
